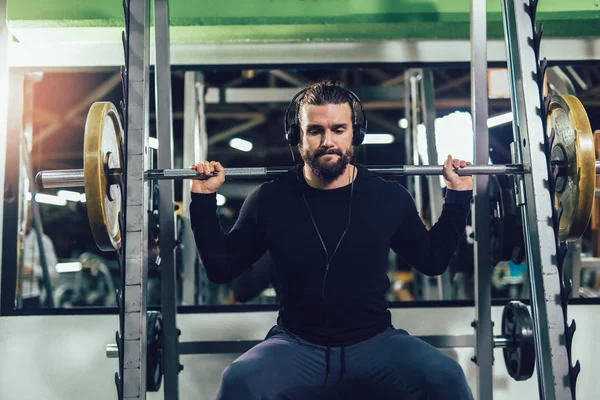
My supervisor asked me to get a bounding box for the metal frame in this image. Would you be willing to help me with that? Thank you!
[0,69,25,316]
[402,68,453,301]
[471,0,494,399]
[203,86,405,104]
[6,38,600,69]
[180,71,204,305]
[502,0,572,398]
[420,68,453,301]
[0,2,587,400]
[179,335,477,355]
[185,71,209,306]
[0,0,7,298]
[153,0,181,398]
[405,71,424,218]
[120,0,151,398]
[21,75,55,308]
[404,71,426,300]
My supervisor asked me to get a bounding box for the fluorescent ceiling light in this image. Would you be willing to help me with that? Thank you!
[34,193,67,206]
[216,194,227,206]
[229,138,253,152]
[149,137,159,149]
[487,112,513,128]
[363,133,395,145]
[55,262,83,273]
[57,190,84,202]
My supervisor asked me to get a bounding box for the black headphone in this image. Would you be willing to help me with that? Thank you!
[284,86,368,147]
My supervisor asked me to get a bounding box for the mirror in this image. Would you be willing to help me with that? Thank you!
[5,63,600,314]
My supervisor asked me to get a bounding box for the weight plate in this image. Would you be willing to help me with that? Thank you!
[84,102,123,251]
[501,301,535,381]
[147,311,163,392]
[547,94,595,241]
[488,175,525,266]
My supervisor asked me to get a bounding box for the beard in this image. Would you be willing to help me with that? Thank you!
[300,145,355,181]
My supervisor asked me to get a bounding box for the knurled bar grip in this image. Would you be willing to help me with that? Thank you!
[36,163,550,189]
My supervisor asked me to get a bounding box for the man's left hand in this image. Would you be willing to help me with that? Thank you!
[443,155,473,191]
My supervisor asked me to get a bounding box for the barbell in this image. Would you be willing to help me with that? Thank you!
[34,95,596,251]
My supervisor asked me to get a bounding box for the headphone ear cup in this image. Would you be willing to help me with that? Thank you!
[287,124,300,147]
[353,124,365,146]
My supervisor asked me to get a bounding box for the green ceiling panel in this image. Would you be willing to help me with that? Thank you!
[6,0,600,41]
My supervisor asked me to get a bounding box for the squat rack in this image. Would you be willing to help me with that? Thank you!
[0,0,582,399]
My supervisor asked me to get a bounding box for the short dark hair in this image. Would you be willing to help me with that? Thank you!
[296,80,356,126]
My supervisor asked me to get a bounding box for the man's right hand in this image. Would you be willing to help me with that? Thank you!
[190,161,226,194]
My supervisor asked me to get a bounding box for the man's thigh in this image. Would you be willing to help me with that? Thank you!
[338,328,472,400]
[217,326,328,400]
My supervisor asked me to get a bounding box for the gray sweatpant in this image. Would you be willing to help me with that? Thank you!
[216,325,474,400]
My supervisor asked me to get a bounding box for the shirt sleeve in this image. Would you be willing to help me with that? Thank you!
[189,187,268,283]
[391,187,472,276]
[229,251,274,302]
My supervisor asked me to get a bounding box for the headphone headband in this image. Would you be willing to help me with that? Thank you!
[284,86,368,147]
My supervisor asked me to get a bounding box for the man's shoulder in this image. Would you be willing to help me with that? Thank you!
[252,168,298,199]
[356,164,409,196]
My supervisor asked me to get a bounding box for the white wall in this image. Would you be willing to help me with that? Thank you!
[1,304,598,400]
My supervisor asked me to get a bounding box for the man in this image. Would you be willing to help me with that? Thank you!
[189,80,474,399]
[19,204,59,308]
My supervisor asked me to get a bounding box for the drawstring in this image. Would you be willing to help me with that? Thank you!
[325,347,331,382]
[339,346,346,380]
[324,346,346,386]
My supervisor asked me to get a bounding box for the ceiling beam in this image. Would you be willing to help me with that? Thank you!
[269,70,308,86]
[435,74,471,94]
[380,75,406,87]
[207,115,267,145]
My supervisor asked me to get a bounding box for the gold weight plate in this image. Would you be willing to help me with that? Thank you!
[547,94,595,242]
[84,102,123,251]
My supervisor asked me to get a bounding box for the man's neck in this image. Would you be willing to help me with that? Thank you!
[303,164,356,190]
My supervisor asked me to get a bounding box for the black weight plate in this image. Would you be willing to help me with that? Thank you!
[489,176,526,266]
[489,175,505,266]
[501,301,535,381]
[147,311,163,392]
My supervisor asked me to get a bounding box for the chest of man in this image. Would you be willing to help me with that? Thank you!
[260,187,399,295]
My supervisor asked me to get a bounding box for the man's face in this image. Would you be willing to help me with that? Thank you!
[298,103,355,181]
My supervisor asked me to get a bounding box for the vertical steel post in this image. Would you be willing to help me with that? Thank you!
[501,0,573,398]
[420,69,453,300]
[154,0,181,398]
[0,68,24,316]
[181,71,208,305]
[122,0,151,398]
[471,0,494,398]
[0,0,7,290]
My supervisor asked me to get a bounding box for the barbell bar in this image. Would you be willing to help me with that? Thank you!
[31,95,597,251]
[34,160,600,189]
[36,164,536,190]
[104,300,534,384]
[105,334,516,359]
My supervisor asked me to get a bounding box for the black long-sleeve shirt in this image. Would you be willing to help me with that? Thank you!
[190,164,472,346]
